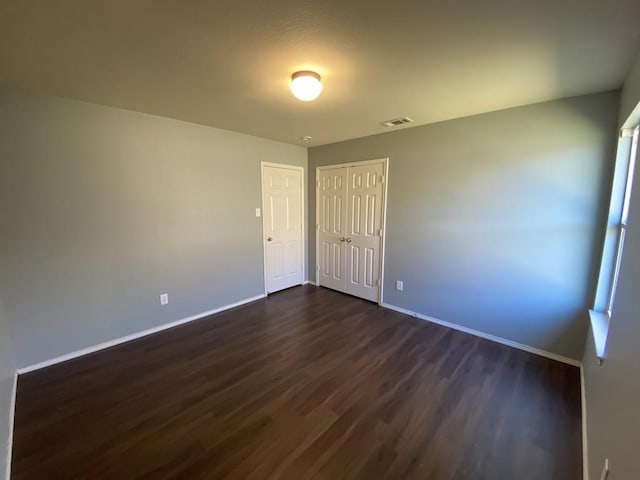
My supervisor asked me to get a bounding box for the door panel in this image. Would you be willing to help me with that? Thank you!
[263,165,303,293]
[318,168,348,292]
[345,163,384,301]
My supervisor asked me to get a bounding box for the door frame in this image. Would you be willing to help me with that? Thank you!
[261,162,305,295]
[315,157,389,304]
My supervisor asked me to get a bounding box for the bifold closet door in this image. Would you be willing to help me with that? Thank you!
[318,162,384,302]
[318,168,348,292]
[344,163,384,302]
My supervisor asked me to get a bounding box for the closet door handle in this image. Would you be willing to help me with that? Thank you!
[346,238,352,243]
[340,237,346,242]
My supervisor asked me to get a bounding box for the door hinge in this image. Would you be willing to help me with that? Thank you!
[316,179,320,187]
[380,176,385,184]
[316,223,319,230]
[375,279,380,287]
[316,265,319,271]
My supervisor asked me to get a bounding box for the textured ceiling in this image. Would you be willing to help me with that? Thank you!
[1,0,639,146]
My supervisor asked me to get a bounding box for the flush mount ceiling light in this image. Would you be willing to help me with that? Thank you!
[290,71,322,101]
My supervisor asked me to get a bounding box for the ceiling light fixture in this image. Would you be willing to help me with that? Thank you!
[290,71,323,101]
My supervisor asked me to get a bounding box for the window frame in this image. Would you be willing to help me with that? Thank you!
[590,125,638,361]
[606,126,638,314]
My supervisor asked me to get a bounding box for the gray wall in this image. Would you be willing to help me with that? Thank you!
[620,48,640,126]
[0,296,15,480]
[309,92,620,360]
[583,52,640,480]
[0,89,307,369]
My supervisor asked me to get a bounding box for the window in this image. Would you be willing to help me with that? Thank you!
[606,126,638,313]
[590,125,638,360]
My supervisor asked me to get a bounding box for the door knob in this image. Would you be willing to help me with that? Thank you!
[340,237,346,242]
[346,238,352,242]
[267,237,273,242]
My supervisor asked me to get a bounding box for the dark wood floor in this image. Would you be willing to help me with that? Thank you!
[12,285,582,479]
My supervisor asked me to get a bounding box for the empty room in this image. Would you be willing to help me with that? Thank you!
[1,1,640,479]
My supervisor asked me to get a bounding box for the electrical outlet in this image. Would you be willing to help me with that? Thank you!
[396,280,403,291]
[255,207,261,217]
[600,458,609,480]
[160,293,169,305]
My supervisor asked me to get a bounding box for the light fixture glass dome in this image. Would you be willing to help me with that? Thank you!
[290,71,323,101]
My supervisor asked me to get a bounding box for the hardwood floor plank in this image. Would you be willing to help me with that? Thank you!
[11,285,582,479]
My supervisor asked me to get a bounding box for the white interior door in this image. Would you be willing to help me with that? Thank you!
[345,163,384,301]
[318,168,348,291]
[317,160,386,302]
[262,164,303,294]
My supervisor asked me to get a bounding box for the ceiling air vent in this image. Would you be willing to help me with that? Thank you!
[381,117,414,127]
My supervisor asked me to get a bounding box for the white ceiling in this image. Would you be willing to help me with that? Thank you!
[1,0,639,146]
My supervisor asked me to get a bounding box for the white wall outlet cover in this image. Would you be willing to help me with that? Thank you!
[396,280,403,291]
[255,208,261,217]
[160,293,169,305]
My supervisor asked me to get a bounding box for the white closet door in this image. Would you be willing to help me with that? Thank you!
[344,163,384,302]
[317,160,386,302]
[262,165,303,294]
[318,168,348,292]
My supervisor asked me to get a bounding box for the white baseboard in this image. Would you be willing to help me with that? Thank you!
[581,365,589,480]
[17,293,266,374]
[380,302,582,367]
[5,372,17,480]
